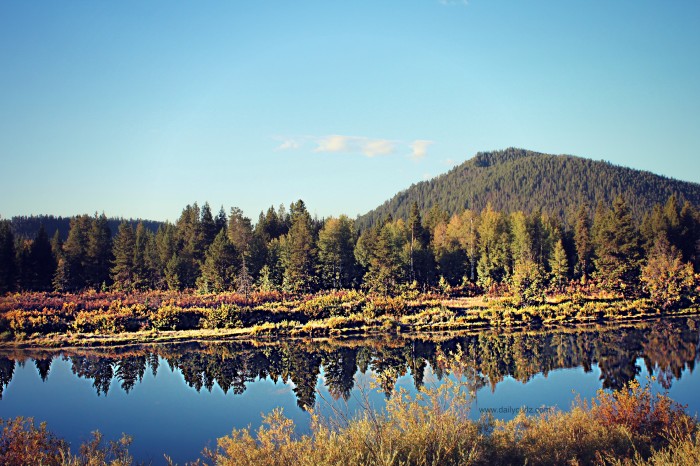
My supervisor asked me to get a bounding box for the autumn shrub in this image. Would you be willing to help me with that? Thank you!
[0,417,66,465]
[592,379,694,454]
[370,295,409,317]
[297,291,366,319]
[202,304,243,329]
[4,309,68,335]
[151,304,203,330]
[0,417,136,466]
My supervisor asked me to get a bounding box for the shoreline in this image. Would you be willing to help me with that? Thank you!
[2,295,698,350]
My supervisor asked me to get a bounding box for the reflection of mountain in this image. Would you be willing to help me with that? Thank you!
[1,318,699,408]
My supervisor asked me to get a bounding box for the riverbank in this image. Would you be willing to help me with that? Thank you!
[1,289,699,349]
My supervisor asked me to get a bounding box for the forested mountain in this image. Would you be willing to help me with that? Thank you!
[357,148,700,229]
[8,215,162,240]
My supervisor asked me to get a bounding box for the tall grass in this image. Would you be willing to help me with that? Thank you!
[205,354,699,466]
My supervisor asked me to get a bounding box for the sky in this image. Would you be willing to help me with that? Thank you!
[1,1,699,222]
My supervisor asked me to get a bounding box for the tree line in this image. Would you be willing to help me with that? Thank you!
[0,195,698,304]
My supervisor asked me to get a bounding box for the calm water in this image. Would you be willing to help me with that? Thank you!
[1,318,699,464]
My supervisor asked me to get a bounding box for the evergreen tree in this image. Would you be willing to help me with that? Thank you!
[197,229,239,292]
[62,215,92,290]
[111,222,136,290]
[215,206,228,234]
[175,203,203,288]
[280,200,316,293]
[476,204,510,290]
[407,202,433,287]
[549,238,569,291]
[200,202,218,250]
[256,264,275,292]
[16,238,32,290]
[593,196,642,296]
[511,258,545,306]
[317,216,359,289]
[51,231,67,292]
[164,253,185,291]
[573,205,592,280]
[28,225,56,291]
[86,213,112,289]
[1,222,18,293]
[228,207,253,262]
[678,201,700,269]
[133,222,152,289]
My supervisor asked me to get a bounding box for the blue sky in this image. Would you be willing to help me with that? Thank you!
[2,1,699,222]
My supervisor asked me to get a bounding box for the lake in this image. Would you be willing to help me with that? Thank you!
[1,317,699,464]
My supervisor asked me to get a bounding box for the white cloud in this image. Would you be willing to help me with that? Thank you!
[411,140,433,160]
[276,134,431,159]
[315,135,351,153]
[362,139,395,157]
[277,139,301,150]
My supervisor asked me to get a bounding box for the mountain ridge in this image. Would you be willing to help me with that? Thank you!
[357,148,700,229]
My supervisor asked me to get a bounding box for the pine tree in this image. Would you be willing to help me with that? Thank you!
[175,203,203,288]
[164,253,184,291]
[86,213,112,289]
[200,202,218,250]
[215,206,228,234]
[228,207,253,262]
[593,196,642,296]
[573,205,592,280]
[256,264,275,292]
[476,204,510,290]
[407,202,433,287]
[28,225,56,291]
[111,222,136,290]
[197,229,239,293]
[511,258,545,306]
[549,238,569,291]
[280,201,317,293]
[62,215,92,290]
[317,216,359,289]
[133,222,151,289]
[51,230,67,292]
[0,221,17,293]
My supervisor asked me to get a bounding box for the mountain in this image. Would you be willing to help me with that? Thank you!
[357,148,700,229]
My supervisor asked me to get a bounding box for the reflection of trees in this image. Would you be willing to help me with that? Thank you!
[115,356,146,393]
[35,357,52,382]
[642,321,699,389]
[70,356,115,395]
[371,346,406,398]
[322,348,357,401]
[288,347,321,409]
[2,318,700,406]
[0,358,15,399]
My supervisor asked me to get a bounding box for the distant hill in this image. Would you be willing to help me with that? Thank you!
[9,215,163,240]
[357,148,700,229]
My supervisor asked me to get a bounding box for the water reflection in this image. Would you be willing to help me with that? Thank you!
[1,318,699,408]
